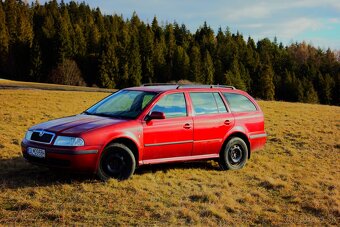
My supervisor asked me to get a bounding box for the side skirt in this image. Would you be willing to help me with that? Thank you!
[140,154,219,165]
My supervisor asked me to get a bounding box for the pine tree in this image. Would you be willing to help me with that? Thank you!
[73,24,86,57]
[239,62,251,91]
[4,0,18,43]
[40,5,58,76]
[203,50,214,84]
[189,45,202,83]
[224,59,246,90]
[245,36,260,93]
[17,4,33,45]
[173,23,191,50]
[164,24,176,82]
[303,80,319,103]
[98,37,118,88]
[56,8,73,63]
[151,16,162,41]
[317,73,335,104]
[258,62,275,100]
[116,24,131,87]
[128,33,142,86]
[140,25,154,83]
[0,2,9,75]
[153,35,166,82]
[214,27,226,84]
[173,45,190,81]
[333,73,340,105]
[195,21,215,55]
[88,24,100,54]
[29,38,43,81]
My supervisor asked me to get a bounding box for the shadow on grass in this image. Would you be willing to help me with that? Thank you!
[0,156,220,189]
[0,157,94,189]
[135,160,220,175]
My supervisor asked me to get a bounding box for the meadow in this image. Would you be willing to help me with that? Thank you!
[0,88,339,225]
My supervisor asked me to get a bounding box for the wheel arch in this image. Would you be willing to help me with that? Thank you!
[222,132,251,159]
[104,137,139,166]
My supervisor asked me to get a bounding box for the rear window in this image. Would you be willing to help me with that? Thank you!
[223,93,257,112]
[190,92,227,115]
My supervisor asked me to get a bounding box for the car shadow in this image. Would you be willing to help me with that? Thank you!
[135,160,220,175]
[0,156,220,189]
[0,156,95,190]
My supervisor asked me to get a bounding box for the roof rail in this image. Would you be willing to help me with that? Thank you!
[141,83,236,90]
[211,85,236,89]
[141,83,177,86]
[176,84,236,90]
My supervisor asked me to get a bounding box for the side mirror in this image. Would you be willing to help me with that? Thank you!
[148,111,166,120]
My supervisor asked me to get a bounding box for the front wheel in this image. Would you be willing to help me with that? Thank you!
[97,143,136,181]
[219,137,248,170]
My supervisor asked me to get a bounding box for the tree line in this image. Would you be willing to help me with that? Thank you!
[0,0,339,105]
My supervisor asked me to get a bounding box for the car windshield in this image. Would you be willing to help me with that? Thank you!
[84,90,158,119]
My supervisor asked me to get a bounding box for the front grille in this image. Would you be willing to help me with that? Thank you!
[30,130,55,144]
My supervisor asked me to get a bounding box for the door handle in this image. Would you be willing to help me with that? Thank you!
[224,119,231,125]
[183,123,191,129]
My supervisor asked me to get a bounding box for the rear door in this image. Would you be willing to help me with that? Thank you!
[142,92,193,162]
[189,92,234,156]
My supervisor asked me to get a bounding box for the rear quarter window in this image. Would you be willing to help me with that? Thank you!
[223,93,257,112]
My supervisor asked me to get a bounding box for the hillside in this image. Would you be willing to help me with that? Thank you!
[0,89,339,225]
[0,79,115,93]
[0,0,339,105]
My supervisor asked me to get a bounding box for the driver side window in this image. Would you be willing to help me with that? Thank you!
[151,93,187,118]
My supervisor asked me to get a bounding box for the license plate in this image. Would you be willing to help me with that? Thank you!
[27,147,46,158]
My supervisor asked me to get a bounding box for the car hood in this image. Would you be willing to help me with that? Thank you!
[29,114,127,134]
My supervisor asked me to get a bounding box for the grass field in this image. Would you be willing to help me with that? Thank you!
[0,89,339,225]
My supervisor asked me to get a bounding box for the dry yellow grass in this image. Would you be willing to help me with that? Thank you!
[0,89,339,225]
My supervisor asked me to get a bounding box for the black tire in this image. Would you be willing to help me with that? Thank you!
[219,137,248,170]
[97,143,136,181]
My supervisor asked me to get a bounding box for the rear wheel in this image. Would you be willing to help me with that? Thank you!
[219,137,248,170]
[97,143,136,181]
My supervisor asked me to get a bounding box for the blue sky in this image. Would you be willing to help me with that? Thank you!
[32,0,340,50]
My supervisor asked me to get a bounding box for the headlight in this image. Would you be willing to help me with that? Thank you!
[25,130,33,140]
[54,136,85,146]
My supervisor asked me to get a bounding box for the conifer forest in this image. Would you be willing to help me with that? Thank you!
[0,0,339,105]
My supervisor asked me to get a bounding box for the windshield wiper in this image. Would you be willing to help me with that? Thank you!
[82,111,110,117]
[83,111,92,115]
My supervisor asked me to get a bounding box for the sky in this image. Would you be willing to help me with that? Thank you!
[32,0,340,50]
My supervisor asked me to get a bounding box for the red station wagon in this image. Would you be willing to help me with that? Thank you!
[21,85,267,180]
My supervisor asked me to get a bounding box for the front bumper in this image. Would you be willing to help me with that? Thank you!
[21,139,101,173]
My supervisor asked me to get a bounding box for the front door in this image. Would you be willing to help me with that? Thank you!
[142,92,193,163]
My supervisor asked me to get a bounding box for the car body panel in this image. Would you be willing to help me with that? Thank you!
[142,116,193,160]
[29,114,128,134]
[191,113,234,156]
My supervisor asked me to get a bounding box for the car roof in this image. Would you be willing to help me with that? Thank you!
[125,84,238,93]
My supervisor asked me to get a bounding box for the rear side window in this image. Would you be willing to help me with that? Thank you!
[190,92,227,115]
[223,93,257,112]
[151,93,187,118]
